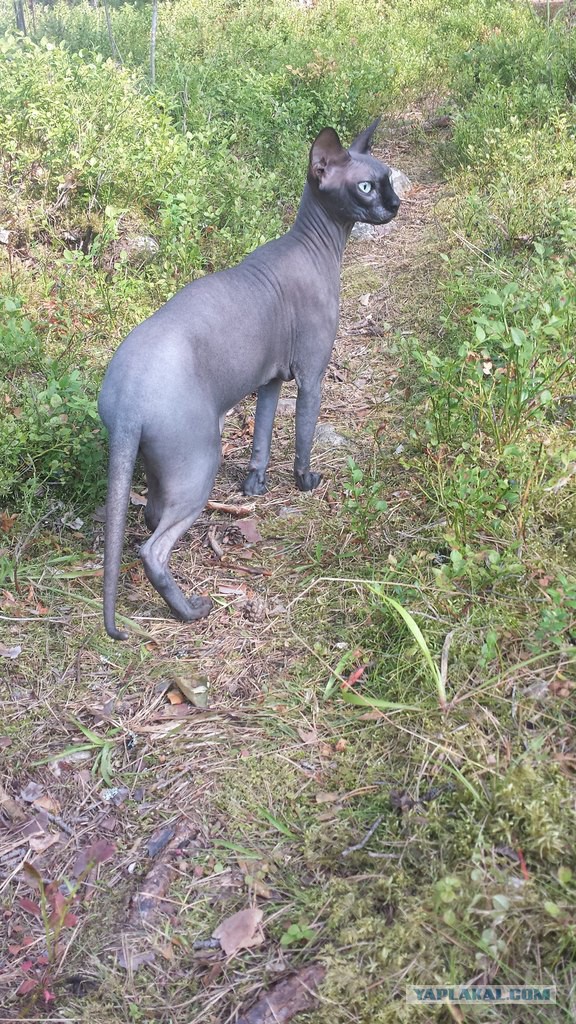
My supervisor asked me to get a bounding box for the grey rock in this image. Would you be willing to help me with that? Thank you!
[276,397,297,417]
[120,235,160,264]
[390,167,412,198]
[314,422,353,449]
[350,221,378,241]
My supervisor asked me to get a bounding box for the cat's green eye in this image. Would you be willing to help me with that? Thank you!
[358,181,373,194]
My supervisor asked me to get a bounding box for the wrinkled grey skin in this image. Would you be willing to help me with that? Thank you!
[98,119,400,639]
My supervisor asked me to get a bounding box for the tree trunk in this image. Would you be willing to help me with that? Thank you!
[103,0,122,64]
[150,0,158,85]
[13,0,26,33]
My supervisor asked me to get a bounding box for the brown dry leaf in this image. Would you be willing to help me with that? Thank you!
[0,782,27,822]
[334,738,348,752]
[33,794,61,815]
[129,490,147,506]
[236,518,263,544]
[212,907,264,956]
[29,831,61,854]
[297,726,318,745]
[157,942,175,961]
[315,792,341,805]
[166,688,185,705]
[0,511,17,532]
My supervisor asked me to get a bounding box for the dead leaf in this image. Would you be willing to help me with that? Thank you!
[20,782,44,803]
[236,518,263,544]
[0,643,22,659]
[166,688,185,705]
[129,490,147,506]
[315,792,341,805]
[29,832,61,854]
[212,907,264,956]
[18,896,42,918]
[334,739,348,752]
[0,782,27,821]
[0,511,17,532]
[33,794,61,815]
[116,946,156,970]
[297,726,318,745]
[71,839,115,878]
[342,665,366,690]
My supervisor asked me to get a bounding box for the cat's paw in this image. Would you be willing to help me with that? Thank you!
[295,470,322,492]
[179,595,213,622]
[243,469,268,496]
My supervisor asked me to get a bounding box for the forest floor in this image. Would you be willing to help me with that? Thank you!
[1,104,573,1024]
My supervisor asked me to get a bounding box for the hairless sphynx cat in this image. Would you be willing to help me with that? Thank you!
[98,119,400,639]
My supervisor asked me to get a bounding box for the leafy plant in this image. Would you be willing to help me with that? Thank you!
[1,364,107,508]
[13,844,115,1004]
[343,457,388,546]
[280,921,315,947]
[0,296,41,371]
[35,717,122,785]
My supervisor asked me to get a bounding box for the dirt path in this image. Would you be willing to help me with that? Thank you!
[1,112,448,1022]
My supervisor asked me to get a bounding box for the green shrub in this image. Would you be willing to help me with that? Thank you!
[0,303,106,509]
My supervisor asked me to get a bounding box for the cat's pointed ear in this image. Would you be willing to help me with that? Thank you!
[309,127,350,182]
[349,117,381,155]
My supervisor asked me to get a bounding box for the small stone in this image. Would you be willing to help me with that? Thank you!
[390,168,412,198]
[350,221,378,241]
[120,235,159,264]
[276,397,297,417]
[314,423,353,449]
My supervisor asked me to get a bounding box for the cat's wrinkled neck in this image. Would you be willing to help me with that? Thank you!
[291,183,350,262]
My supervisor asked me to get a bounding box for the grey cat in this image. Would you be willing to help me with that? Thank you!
[98,119,400,639]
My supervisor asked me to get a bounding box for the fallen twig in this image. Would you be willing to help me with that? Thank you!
[207,500,255,516]
[341,816,384,857]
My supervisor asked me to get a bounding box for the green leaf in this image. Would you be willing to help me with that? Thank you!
[544,901,562,919]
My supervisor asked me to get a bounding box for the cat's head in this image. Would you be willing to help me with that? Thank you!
[308,119,400,226]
